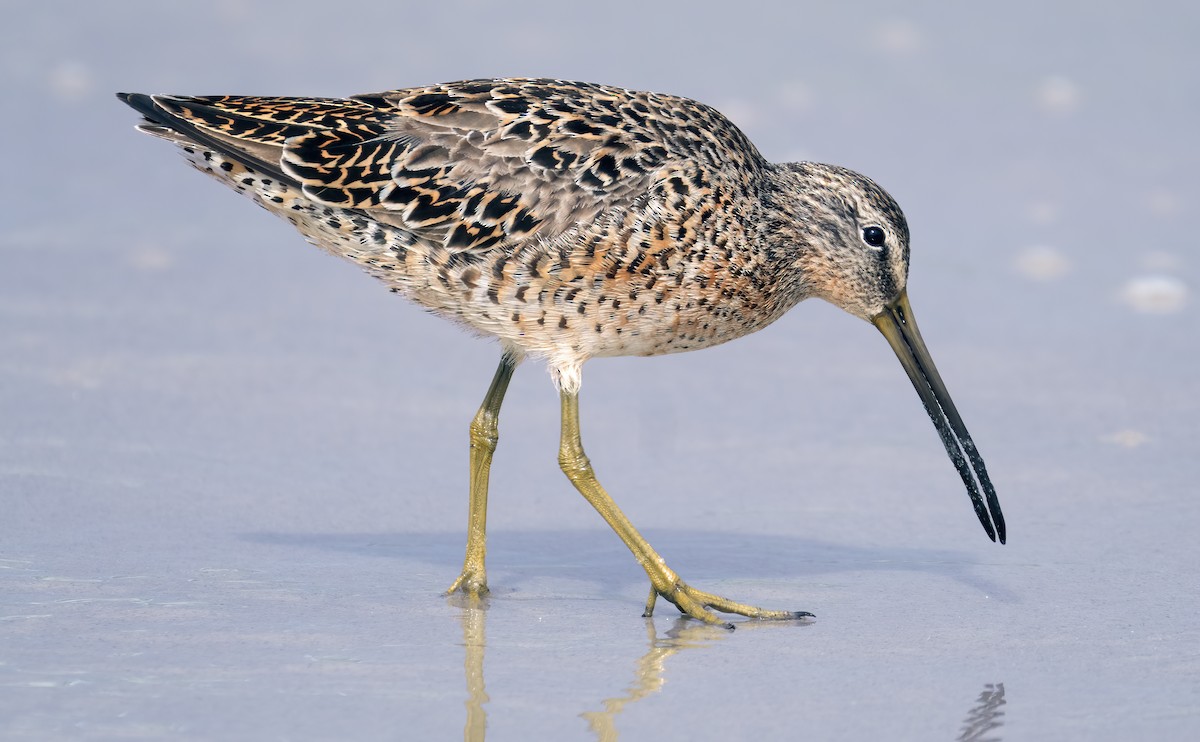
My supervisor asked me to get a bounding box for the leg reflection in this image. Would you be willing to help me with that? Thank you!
[957,682,1006,742]
[580,618,728,741]
[460,599,489,742]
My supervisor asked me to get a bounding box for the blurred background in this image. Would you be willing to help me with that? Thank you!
[3,1,1197,740]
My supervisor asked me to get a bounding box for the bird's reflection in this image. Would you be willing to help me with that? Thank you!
[957,682,1006,741]
[458,597,489,742]
[454,599,729,742]
[459,602,999,742]
[580,618,728,741]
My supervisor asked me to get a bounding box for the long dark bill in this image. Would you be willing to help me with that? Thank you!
[872,290,1006,543]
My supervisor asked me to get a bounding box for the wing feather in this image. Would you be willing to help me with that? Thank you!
[124,79,767,254]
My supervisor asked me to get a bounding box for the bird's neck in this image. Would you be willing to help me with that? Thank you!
[750,164,828,310]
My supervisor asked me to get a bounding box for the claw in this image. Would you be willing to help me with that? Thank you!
[650,579,809,629]
[446,571,489,597]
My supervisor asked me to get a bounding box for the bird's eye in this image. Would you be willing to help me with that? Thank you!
[862,226,886,248]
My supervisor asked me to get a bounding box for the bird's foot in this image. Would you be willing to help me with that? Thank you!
[644,580,814,630]
[446,569,489,597]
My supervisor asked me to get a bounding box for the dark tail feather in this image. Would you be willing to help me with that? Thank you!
[116,92,296,185]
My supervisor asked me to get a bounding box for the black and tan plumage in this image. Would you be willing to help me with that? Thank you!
[119,78,1005,628]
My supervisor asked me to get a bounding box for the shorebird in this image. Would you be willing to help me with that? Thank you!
[119,78,1005,628]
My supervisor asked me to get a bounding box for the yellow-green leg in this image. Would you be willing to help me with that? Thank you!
[557,391,812,629]
[447,352,519,596]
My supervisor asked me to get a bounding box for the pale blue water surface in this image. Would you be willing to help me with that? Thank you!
[2,2,1197,739]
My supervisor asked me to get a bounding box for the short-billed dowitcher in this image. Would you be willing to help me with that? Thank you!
[119,79,1005,628]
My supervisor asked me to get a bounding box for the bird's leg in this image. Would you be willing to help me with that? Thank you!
[557,391,810,628]
[447,352,519,596]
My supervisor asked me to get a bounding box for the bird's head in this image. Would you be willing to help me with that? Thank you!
[774,162,910,321]
[769,161,1005,544]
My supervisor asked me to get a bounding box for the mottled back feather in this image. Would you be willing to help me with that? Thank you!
[142,78,767,256]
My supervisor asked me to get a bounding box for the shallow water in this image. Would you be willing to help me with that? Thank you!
[3,2,1198,739]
